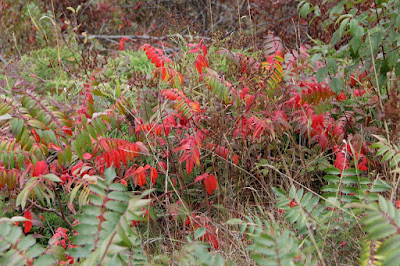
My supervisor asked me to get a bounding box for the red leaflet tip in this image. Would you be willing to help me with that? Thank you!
[24,210,32,233]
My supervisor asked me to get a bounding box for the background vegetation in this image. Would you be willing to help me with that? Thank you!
[1,0,400,265]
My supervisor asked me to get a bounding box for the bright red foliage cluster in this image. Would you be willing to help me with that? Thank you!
[141,43,183,85]
[140,44,173,67]
[92,138,149,174]
[188,40,209,74]
[195,173,217,195]
[50,227,75,264]
[174,133,204,175]
[125,164,158,186]
[119,37,129,51]
[23,210,32,233]
[334,143,368,172]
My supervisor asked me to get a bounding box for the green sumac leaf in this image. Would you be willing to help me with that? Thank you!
[108,191,130,202]
[382,150,396,162]
[330,77,343,94]
[316,67,329,82]
[390,153,400,168]
[34,254,57,266]
[17,235,36,250]
[26,244,45,258]
[70,183,83,204]
[370,142,384,149]
[28,119,48,130]
[105,200,127,213]
[368,224,397,240]
[104,167,117,185]
[338,17,350,36]
[349,18,358,35]
[109,183,127,191]
[74,223,98,235]
[370,179,392,192]
[350,27,364,51]
[376,235,400,256]
[194,227,206,240]
[272,187,287,197]
[376,145,390,156]
[88,194,103,206]
[324,167,341,175]
[72,140,83,159]
[43,174,61,182]
[314,5,321,17]
[342,168,360,176]
[327,58,338,74]
[324,175,340,183]
[300,2,310,18]
[395,62,400,77]
[90,184,106,197]
[331,31,342,46]
[226,218,244,225]
[77,215,99,226]
[370,28,384,54]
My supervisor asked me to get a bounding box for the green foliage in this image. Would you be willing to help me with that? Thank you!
[299,0,400,94]
[105,50,155,77]
[248,223,307,265]
[359,196,400,266]
[0,87,71,167]
[227,216,308,265]
[371,135,400,170]
[273,185,360,264]
[0,167,151,265]
[175,241,225,266]
[274,186,323,235]
[0,220,56,265]
[68,167,149,264]
[21,47,81,90]
[321,167,392,203]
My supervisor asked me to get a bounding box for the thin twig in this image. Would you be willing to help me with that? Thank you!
[78,34,213,41]
[28,198,73,228]
[53,185,74,229]
[0,54,7,64]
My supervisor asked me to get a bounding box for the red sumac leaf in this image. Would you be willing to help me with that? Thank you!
[204,174,217,195]
[318,134,328,149]
[32,161,47,177]
[119,37,128,51]
[158,161,167,171]
[195,54,208,74]
[83,153,92,160]
[113,150,121,168]
[194,173,209,183]
[358,156,368,171]
[134,166,145,175]
[204,231,219,249]
[150,167,158,185]
[48,143,62,151]
[31,129,40,142]
[138,172,146,186]
[334,149,349,172]
[233,154,239,165]
[24,210,32,233]
[186,158,195,175]
[62,126,73,136]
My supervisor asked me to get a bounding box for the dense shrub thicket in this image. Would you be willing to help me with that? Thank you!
[0,0,400,265]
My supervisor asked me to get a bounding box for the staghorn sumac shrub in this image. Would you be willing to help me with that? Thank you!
[1,3,400,261]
